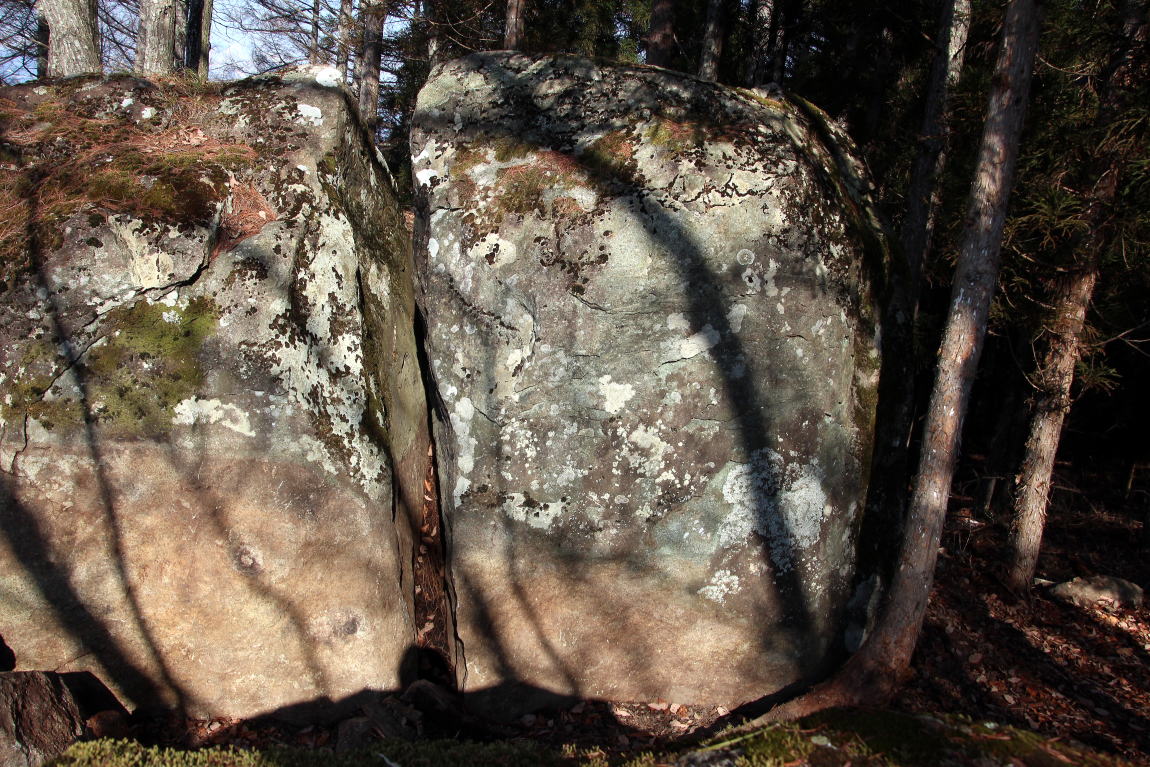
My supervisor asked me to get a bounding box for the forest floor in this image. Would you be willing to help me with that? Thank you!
[895,469,1150,764]
[98,467,1149,765]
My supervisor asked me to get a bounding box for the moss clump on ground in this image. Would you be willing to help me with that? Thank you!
[51,738,572,767]
[48,710,1138,767]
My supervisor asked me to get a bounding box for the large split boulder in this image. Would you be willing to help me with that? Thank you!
[0,72,428,719]
[412,54,894,712]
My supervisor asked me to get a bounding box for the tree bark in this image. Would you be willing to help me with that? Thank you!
[336,0,355,78]
[645,0,675,68]
[1008,265,1098,591]
[357,0,386,128]
[504,0,526,50]
[1007,1,1147,592]
[423,0,444,68]
[35,14,50,79]
[697,0,725,81]
[745,0,776,86]
[136,0,185,75]
[309,0,323,64]
[39,0,101,76]
[900,0,971,296]
[184,0,213,76]
[739,0,1041,722]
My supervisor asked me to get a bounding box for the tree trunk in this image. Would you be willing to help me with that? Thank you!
[1008,265,1099,591]
[646,0,675,68]
[1007,1,1146,592]
[39,0,101,76]
[740,0,1041,723]
[745,0,776,86]
[184,0,213,76]
[423,0,444,68]
[309,0,323,64]
[767,0,799,85]
[136,0,184,75]
[504,0,527,50]
[697,0,725,81]
[900,0,971,296]
[357,0,386,128]
[35,14,51,79]
[337,0,355,78]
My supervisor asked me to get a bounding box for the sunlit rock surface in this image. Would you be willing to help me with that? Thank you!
[0,72,427,720]
[412,53,892,713]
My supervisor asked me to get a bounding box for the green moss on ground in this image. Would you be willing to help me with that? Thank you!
[48,710,1138,767]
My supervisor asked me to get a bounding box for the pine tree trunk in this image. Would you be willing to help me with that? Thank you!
[1007,1,1146,592]
[423,0,444,67]
[184,0,213,76]
[504,0,527,49]
[697,0,725,81]
[745,0,776,86]
[39,0,101,76]
[357,1,386,128]
[35,15,51,78]
[137,0,184,75]
[337,0,355,78]
[1008,266,1098,592]
[739,0,1042,723]
[646,0,675,68]
[900,0,971,294]
[310,0,323,64]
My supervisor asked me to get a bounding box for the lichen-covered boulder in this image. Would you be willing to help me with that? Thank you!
[0,72,428,719]
[412,53,892,712]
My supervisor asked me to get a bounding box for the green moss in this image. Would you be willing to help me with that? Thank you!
[1,338,83,430]
[53,737,572,767]
[81,296,219,436]
[491,137,535,163]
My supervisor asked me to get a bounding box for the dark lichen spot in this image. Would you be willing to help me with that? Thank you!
[231,544,262,575]
[335,615,361,637]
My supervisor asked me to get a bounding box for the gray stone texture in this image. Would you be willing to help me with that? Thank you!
[412,53,891,711]
[0,71,427,719]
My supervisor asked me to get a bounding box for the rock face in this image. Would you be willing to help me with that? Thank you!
[0,672,84,767]
[412,54,892,711]
[0,72,427,719]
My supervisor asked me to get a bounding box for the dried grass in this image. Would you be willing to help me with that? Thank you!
[0,90,257,285]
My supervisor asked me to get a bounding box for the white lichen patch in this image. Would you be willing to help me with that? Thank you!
[727,304,748,333]
[501,493,563,530]
[296,103,324,126]
[450,397,478,505]
[698,569,740,604]
[598,375,635,414]
[173,398,256,437]
[625,425,670,475]
[719,448,832,571]
[677,325,720,360]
